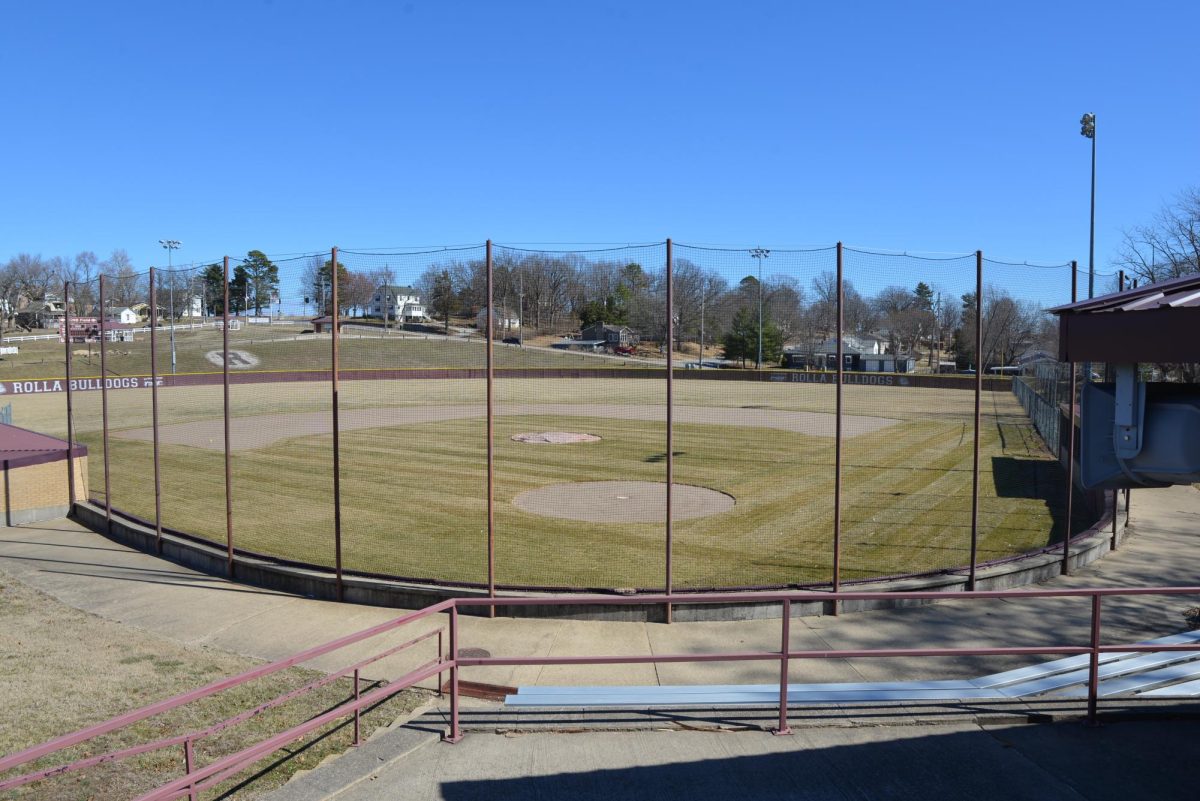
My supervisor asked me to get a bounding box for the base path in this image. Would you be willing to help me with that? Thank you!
[114,403,899,451]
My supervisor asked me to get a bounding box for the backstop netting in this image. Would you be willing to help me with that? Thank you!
[23,240,1120,596]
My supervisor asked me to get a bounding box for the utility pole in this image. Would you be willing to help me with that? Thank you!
[750,248,769,368]
[159,239,181,374]
[699,291,705,370]
[518,271,525,347]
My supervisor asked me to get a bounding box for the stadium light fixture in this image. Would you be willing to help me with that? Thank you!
[1079,114,1096,300]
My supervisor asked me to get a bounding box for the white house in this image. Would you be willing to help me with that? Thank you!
[371,285,425,323]
[181,294,205,319]
[475,306,521,334]
[111,307,140,325]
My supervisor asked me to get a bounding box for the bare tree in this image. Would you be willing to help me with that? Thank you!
[0,260,21,346]
[1113,186,1200,284]
[369,264,397,329]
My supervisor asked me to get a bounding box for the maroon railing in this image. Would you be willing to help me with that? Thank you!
[4,585,1200,800]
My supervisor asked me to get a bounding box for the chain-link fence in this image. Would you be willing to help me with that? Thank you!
[23,240,1113,597]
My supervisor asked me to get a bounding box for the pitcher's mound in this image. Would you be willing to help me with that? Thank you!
[511,432,601,444]
[513,480,734,523]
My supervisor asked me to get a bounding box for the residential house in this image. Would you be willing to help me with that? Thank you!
[111,307,140,325]
[476,306,521,335]
[782,335,914,372]
[14,297,65,329]
[371,285,425,323]
[580,323,639,348]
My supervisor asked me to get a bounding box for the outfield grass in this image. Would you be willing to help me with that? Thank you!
[0,324,651,382]
[54,378,1083,591]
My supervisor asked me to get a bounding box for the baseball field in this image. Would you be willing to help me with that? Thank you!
[2,324,1080,591]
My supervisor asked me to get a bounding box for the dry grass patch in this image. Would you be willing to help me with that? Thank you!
[0,575,424,800]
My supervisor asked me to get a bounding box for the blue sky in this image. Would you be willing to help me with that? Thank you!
[2,0,1197,277]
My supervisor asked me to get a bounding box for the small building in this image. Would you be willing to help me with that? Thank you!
[181,294,205,319]
[860,354,917,373]
[310,316,348,334]
[371,285,425,323]
[111,307,140,325]
[476,306,521,335]
[101,323,135,342]
[580,323,639,348]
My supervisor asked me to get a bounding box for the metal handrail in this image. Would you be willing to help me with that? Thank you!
[0,600,452,792]
[5,586,1200,799]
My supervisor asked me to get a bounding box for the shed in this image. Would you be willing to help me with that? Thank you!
[310,316,348,334]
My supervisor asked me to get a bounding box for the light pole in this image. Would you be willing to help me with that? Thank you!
[159,240,181,373]
[1080,113,1096,299]
[750,248,769,368]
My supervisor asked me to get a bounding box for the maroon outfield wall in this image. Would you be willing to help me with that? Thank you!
[0,368,1010,396]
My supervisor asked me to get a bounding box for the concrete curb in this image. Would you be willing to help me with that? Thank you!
[72,496,1127,622]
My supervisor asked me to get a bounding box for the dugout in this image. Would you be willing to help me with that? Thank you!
[0,423,88,526]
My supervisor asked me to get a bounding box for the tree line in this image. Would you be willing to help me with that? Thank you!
[406,253,1056,369]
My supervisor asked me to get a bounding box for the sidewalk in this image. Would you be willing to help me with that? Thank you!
[4,487,1199,801]
[2,487,1198,693]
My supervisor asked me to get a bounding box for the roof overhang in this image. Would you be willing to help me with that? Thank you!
[1051,273,1200,363]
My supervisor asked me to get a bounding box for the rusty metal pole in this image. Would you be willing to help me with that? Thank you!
[665,238,674,624]
[968,251,983,590]
[183,738,197,801]
[833,243,844,613]
[63,281,76,506]
[445,605,462,743]
[486,240,496,616]
[331,248,344,601]
[1087,593,1102,726]
[352,668,362,746]
[99,274,111,531]
[775,598,792,735]
[222,257,235,578]
[1110,270,1127,551]
[1063,262,1079,576]
[149,268,163,553]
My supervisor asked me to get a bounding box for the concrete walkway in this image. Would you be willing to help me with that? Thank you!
[3,486,1200,799]
[315,719,1200,801]
[3,487,1199,693]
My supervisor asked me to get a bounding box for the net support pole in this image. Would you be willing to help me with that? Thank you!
[63,280,76,506]
[99,274,111,532]
[832,242,844,615]
[1111,270,1127,551]
[665,238,674,624]
[968,251,983,590]
[331,247,344,602]
[222,256,235,578]
[486,240,496,616]
[149,267,163,553]
[1063,262,1079,576]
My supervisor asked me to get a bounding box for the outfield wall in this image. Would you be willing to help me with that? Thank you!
[0,367,1012,396]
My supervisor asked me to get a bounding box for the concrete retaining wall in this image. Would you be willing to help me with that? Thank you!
[72,496,1128,622]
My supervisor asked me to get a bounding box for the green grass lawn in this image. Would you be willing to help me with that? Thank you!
[0,324,650,382]
[74,377,1083,590]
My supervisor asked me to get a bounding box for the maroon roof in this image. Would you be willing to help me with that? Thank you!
[0,423,87,467]
[1049,272,1200,314]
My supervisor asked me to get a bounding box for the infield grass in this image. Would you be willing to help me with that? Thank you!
[60,378,1083,590]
